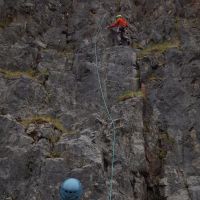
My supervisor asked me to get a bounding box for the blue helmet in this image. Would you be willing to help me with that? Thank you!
[60,178,83,200]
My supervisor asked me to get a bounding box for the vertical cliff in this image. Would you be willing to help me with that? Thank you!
[0,0,199,200]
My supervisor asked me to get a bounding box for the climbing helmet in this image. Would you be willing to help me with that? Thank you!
[116,14,122,19]
[60,178,83,200]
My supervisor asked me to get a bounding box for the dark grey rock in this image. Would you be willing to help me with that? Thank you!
[0,0,199,200]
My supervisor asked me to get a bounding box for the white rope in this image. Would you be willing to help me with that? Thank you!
[94,14,117,200]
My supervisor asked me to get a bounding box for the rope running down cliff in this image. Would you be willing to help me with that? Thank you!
[94,14,117,200]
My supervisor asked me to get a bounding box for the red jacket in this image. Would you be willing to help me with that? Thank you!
[109,17,128,28]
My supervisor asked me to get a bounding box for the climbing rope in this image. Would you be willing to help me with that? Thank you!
[94,14,117,200]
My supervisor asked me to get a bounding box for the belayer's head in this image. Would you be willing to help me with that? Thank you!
[60,178,83,200]
[116,14,122,19]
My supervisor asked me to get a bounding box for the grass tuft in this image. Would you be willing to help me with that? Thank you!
[0,68,37,79]
[158,148,167,160]
[157,132,175,160]
[20,115,67,133]
[148,74,163,81]
[160,133,176,145]
[0,17,13,29]
[46,151,61,158]
[138,39,180,58]
[118,90,143,101]
[48,135,60,144]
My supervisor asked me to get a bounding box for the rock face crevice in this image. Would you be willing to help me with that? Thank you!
[0,0,200,200]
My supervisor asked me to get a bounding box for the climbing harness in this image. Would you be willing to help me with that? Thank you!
[94,14,117,200]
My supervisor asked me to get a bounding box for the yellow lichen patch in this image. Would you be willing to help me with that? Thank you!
[20,115,67,133]
[0,68,37,80]
[118,90,144,101]
[138,39,180,59]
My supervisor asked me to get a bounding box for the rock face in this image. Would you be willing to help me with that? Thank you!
[0,0,199,200]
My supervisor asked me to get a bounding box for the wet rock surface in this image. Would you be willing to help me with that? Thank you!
[0,0,199,200]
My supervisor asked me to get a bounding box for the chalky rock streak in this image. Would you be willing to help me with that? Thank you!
[0,0,199,200]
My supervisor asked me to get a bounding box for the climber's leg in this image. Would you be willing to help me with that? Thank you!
[117,27,122,45]
[121,27,130,45]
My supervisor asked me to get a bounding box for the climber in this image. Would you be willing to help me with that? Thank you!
[60,178,83,200]
[107,14,130,45]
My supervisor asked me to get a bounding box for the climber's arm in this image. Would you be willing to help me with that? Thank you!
[108,19,120,28]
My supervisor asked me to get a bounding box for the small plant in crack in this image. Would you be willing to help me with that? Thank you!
[46,151,61,158]
[157,148,167,160]
[0,16,13,29]
[48,135,60,144]
[0,68,38,80]
[118,90,144,101]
